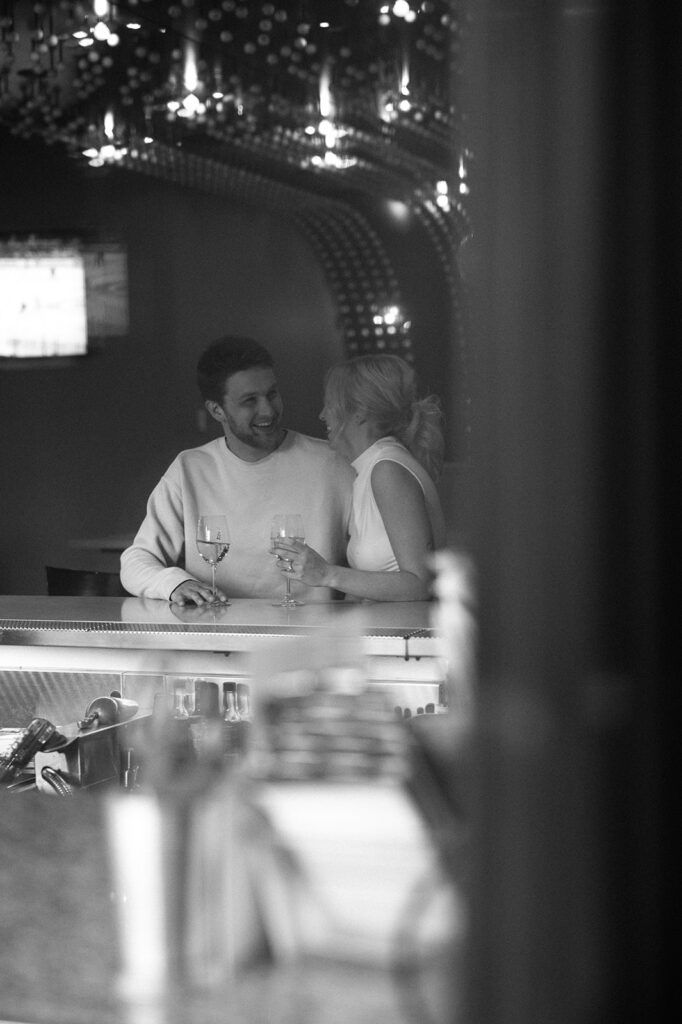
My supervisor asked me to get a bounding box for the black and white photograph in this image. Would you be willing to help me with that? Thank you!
[1,3,675,1023]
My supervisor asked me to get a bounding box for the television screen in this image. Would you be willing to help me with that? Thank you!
[0,237,128,361]
[0,242,88,358]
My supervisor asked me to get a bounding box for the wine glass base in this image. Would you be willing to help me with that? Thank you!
[271,598,305,608]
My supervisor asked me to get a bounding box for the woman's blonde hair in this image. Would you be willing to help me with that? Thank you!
[324,354,444,481]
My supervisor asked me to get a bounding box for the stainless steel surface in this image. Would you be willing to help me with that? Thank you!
[34,713,152,793]
[0,668,123,728]
[0,596,440,657]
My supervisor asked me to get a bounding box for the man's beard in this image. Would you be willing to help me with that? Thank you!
[225,411,285,453]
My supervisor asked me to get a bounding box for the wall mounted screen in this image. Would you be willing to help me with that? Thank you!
[0,237,128,362]
[0,242,87,358]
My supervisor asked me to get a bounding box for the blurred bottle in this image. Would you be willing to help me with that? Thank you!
[195,679,220,719]
[236,683,251,722]
[223,683,240,724]
[430,550,476,723]
[222,682,251,761]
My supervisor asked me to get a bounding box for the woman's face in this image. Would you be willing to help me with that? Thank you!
[320,399,352,459]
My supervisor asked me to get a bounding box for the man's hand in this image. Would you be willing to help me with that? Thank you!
[169,579,228,606]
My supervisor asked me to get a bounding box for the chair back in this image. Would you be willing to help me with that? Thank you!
[45,566,129,597]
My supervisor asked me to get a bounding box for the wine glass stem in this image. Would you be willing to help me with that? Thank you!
[211,564,216,600]
[285,574,291,601]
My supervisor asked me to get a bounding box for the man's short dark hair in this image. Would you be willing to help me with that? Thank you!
[197,336,274,402]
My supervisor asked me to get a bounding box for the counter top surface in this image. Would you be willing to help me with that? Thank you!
[0,595,436,638]
[0,598,436,651]
[0,595,433,630]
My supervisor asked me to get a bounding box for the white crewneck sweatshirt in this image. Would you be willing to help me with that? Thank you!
[120,431,353,601]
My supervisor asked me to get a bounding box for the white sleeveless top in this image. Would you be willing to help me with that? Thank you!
[346,437,446,573]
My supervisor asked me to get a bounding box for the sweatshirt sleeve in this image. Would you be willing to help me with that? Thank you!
[120,465,194,601]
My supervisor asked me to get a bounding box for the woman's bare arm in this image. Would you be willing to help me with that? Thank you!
[274,461,433,601]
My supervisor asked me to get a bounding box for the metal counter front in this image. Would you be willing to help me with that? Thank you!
[0,596,447,727]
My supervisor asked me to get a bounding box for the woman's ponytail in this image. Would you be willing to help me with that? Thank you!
[399,394,445,482]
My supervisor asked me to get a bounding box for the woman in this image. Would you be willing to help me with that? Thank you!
[274,354,447,601]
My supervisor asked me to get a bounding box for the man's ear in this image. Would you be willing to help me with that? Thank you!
[205,399,224,424]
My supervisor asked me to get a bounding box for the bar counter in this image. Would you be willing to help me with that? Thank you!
[0,596,445,727]
[0,594,439,655]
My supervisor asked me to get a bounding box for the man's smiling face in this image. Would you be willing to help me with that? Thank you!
[208,366,285,461]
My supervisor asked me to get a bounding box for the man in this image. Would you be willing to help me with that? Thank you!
[120,336,353,605]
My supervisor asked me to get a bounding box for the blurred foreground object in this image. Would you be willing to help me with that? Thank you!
[430,549,477,722]
[240,624,469,976]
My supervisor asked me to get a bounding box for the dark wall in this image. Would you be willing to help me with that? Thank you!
[0,135,344,594]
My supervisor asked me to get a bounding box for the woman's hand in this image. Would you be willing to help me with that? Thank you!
[273,539,332,588]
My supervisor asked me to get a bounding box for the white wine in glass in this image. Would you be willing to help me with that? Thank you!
[270,514,305,608]
[196,515,230,603]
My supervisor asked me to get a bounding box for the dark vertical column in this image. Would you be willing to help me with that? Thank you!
[461,1,676,1021]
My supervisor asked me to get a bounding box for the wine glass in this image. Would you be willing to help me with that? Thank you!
[270,514,305,608]
[196,515,230,604]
